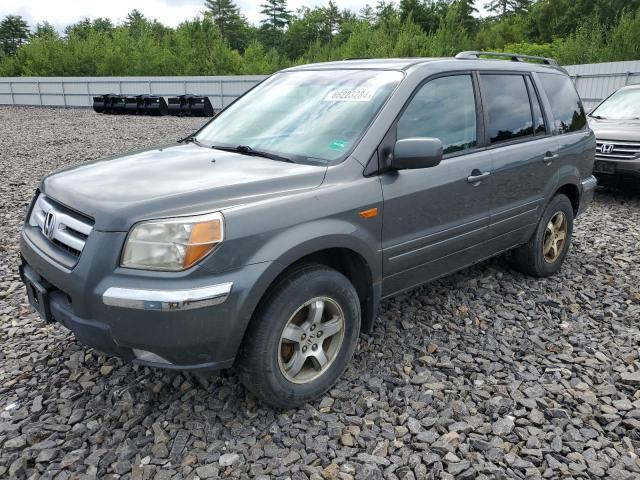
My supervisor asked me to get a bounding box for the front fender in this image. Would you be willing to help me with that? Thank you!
[217,222,382,364]
[232,217,381,323]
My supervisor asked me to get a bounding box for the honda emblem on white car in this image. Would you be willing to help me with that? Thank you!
[43,211,57,239]
[601,143,615,154]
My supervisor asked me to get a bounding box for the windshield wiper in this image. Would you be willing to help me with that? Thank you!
[211,144,294,163]
[590,115,607,120]
[178,135,209,148]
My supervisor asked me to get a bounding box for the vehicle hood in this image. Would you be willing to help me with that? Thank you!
[42,143,327,231]
[588,116,640,142]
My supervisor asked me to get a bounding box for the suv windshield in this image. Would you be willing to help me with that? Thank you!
[196,69,403,163]
[591,88,640,120]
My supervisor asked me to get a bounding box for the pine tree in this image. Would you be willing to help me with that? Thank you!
[32,22,57,39]
[204,0,241,38]
[484,0,531,17]
[324,1,341,34]
[260,0,291,30]
[359,4,377,24]
[0,15,30,55]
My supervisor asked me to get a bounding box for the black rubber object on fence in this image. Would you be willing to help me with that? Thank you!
[167,94,215,117]
[189,95,215,117]
[93,93,169,116]
[167,96,182,116]
[125,95,143,115]
[92,95,106,113]
[180,94,195,116]
[111,95,127,114]
[141,95,168,116]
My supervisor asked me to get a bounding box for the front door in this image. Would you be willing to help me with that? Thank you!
[380,73,494,296]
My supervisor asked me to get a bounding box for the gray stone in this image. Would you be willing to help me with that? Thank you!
[196,464,219,478]
[218,453,240,467]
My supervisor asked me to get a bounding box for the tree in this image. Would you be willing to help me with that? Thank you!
[260,0,291,30]
[485,0,531,18]
[32,22,58,39]
[399,0,442,33]
[359,4,377,24]
[125,9,148,36]
[92,18,115,34]
[0,15,30,55]
[375,1,398,23]
[204,0,248,50]
[205,0,240,34]
[452,0,479,35]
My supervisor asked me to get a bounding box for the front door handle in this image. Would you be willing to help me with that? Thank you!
[467,171,491,184]
[543,152,559,164]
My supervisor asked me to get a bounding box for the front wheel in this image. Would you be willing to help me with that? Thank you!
[236,264,361,409]
[510,193,574,278]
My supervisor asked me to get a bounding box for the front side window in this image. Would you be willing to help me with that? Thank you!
[590,87,640,120]
[539,73,587,134]
[482,74,534,144]
[397,75,477,155]
[196,69,403,163]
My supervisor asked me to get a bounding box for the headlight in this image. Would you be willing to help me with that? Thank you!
[121,212,224,271]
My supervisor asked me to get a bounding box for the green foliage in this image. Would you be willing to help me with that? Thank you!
[1,1,639,77]
[260,0,292,30]
[607,8,640,61]
[204,0,249,51]
[0,15,30,55]
[484,0,531,18]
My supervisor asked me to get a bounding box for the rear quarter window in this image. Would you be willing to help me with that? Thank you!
[538,73,587,134]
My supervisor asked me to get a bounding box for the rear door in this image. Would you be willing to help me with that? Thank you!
[536,72,592,184]
[479,72,559,248]
[380,73,494,296]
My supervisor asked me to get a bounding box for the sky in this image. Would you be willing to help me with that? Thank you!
[1,0,378,31]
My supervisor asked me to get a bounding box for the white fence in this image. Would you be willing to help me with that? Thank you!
[0,75,267,109]
[1,61,640,109]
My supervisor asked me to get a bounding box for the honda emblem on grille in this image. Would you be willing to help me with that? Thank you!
[601,143,615,154]
[42,210,57,239]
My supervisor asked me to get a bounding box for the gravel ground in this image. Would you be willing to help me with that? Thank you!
[1,106,640,480]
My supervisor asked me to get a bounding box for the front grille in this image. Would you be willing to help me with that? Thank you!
[596,140,640,161]
[29,194,94,257]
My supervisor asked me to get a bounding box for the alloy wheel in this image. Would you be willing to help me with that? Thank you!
[543,211,568,263]
[278,297,345,384]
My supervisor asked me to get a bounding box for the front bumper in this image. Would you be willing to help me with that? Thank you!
[593,157,640,183]
[19,228,270,371]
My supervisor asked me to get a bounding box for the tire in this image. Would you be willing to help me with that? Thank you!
[236,264,361,409]
[510,194,574,278]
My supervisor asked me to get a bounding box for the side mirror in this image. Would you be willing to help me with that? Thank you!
[391,138,443,170]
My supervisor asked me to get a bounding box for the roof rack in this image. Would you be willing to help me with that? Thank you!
[455,51,559,66]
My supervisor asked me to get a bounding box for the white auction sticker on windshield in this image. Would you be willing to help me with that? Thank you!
[324,88,376,102]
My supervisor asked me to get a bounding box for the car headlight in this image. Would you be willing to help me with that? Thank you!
[121,212,224,271]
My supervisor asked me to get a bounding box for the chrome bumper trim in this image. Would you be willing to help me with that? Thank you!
[102,282,233,311]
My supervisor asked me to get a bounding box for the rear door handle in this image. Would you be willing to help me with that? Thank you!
[467,171,491,184]
[543,152,559,164]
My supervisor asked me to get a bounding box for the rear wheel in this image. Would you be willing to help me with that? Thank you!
[510,194,574,277]
[236,264,360,409]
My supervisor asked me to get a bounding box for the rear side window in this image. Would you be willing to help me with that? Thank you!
[526,77,546,135]
[397,75,477,155]
[482,74,534,144]
[539,73,587,134]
